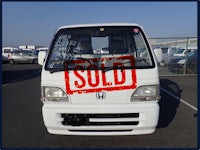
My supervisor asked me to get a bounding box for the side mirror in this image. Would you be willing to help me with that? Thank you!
[38,51,47,65]
[154,48,162,63]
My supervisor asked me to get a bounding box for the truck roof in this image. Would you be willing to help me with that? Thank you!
[57,23,143,32]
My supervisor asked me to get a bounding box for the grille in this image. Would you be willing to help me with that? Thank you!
[68,130,133,132]
[61,113,139,126]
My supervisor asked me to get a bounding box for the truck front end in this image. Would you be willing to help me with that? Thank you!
[40,23,160,135]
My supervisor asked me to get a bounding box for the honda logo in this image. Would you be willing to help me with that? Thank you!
[96,92,106,99]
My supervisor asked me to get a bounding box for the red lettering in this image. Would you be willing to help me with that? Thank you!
[87,65,99,87]
[74,66,86,88]
[113,63,126,85]
[65,56,137,94]
[101,64,112,86]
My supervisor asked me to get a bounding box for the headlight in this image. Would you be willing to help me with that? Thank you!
[41,87,69,102]
[130,85,160,102]
[177,59,185,64]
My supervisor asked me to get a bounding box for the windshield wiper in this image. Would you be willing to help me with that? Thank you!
[48,57,148,74]
[135,57,149,64]
[48,57,92,74]
[48,68,67,74]
[75,57,92,65]
[101,65,134,73]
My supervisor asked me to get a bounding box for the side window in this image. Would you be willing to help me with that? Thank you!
[4,49,11,53]
[133,33,152,66]
[23,52,30,56]
[134,33,147,58]
[13,52,20,56]
[186,49,192,54]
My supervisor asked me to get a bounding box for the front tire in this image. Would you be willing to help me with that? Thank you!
[9,59,15,65]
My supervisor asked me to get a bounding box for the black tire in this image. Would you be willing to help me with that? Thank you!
[9,59,15,65]
[32,59,38,64]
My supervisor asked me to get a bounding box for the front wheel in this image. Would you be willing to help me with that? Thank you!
[9,59,15,65]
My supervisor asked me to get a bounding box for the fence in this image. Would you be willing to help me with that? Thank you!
[149,37,197,76]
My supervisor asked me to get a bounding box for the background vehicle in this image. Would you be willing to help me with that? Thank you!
[2,55,8,64]
[8,51,38,64]
[33,49,40,56]
[173,47,197,57]
[100,47,109,54]
[21,49,39,56]
[154,46,177,66]
[185,50,197,74]
[168,49,197,74]
[2,47,21,58]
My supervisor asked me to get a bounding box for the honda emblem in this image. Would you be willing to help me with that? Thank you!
[96,92,106,99]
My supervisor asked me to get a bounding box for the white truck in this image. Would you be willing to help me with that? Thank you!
[38,23,162,135]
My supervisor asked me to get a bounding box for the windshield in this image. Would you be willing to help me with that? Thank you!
[187,50,197,57]
[46,26,154,72]
[175,48,185,54]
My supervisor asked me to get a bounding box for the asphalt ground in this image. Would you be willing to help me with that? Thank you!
[1,64,198,148]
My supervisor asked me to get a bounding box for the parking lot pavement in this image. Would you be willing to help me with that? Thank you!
[160,76,197,109]
[2,64,42,84]
[2,64,197,148]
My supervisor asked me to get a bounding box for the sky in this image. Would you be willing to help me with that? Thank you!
[2,2,197,47]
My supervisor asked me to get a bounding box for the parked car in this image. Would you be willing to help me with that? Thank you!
[8,51,38,64]
[173,47,197,57]
[159,46,177,66]
[2,55,8,64]
[185,50,197,74]
[168,49,197,74]
[2,47,21,58]
[101,47,109,54]
[21,49,39,56]
[33,49,40,56]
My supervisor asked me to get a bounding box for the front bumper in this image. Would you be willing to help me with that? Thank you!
[42,102,159,135]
